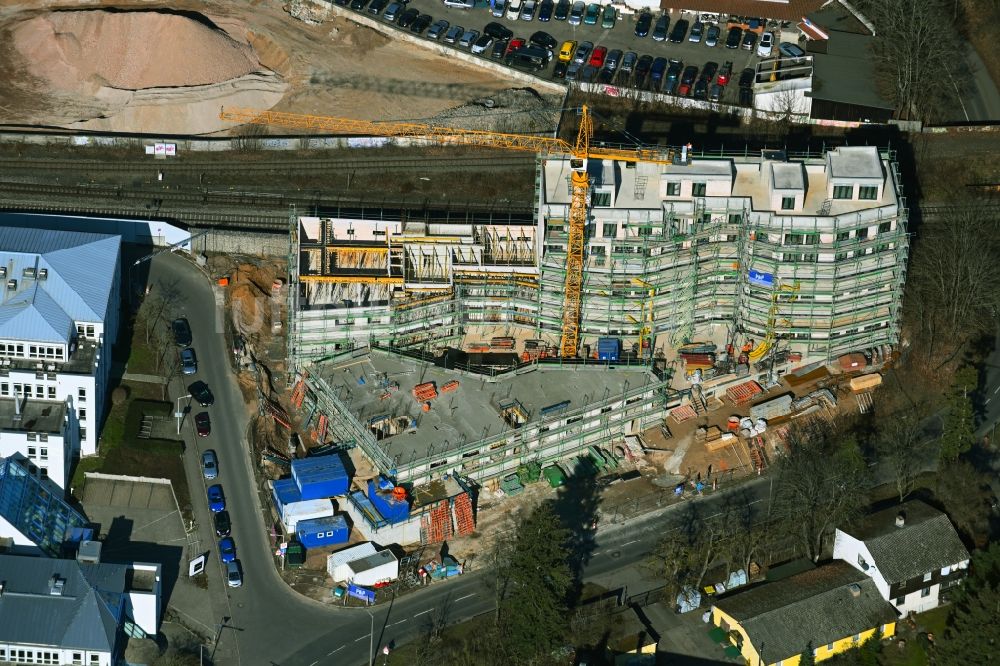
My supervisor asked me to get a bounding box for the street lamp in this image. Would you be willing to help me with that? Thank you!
[175,394,191,435]
[365,608,375,666]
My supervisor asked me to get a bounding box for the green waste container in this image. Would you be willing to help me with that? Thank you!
[543,465,565,488]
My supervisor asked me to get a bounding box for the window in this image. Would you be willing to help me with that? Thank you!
[73,654,83,665]
[784,233,803,245]
[86,325,95,337]
[827,643,834,651]
[35,385,44,398]
[833,184,854,199]
[40,447,48,460]
[592,192,612,207]
[859,185,878,200]
[942,565,952,576]
[858,554,868,569]
[923,571,933,582]
[921,587,931,598]
[602,223,617,238]
[47,386,56,399]
[80,408,87,420]
[692,182,707,197]
[857,227,869,240]
[853,634,861,643]
[836,231,850,242]
[80,428,87,442]
[0,383,7,396]
[666,182,681,196]
[781,196,796,210]
[40,467,48,478]
[91,655,101,665]
[878,221,891,233]
[78,388,87,403]
[728,214,742,225]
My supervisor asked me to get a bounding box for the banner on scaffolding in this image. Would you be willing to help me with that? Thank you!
[748,270,774,288]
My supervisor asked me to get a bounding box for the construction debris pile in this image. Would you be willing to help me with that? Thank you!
[427,88,563,133]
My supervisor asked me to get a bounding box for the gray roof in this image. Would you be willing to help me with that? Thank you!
[811,32,895,110]
[771,162,806,191]
[828,146,884,181]
[715,561,898,662]
[838,500,970,586]
[349,549,397,574]
[0,227,120,343]
[0,554,127,653]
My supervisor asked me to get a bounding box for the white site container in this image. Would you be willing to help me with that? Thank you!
[281,499,334,532]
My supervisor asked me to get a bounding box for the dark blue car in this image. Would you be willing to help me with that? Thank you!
[219,537,236,563]
[207,484,226,513]
[650,57,668,91]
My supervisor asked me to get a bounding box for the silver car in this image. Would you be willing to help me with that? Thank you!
[491,0,506,17]
[567,0,585,25]
[520,0,536,20]
[620,51,638,74]
[572,40,592,65]
[226,560,243,588]
[427,19,449,40]
[202,450,219,480]
[459,29,480,48]
[180,347,197,375]
[443,24,464,43]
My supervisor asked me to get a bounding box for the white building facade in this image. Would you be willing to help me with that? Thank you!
[0,227,121,489]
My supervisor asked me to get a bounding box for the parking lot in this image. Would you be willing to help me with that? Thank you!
[334,0,786,106]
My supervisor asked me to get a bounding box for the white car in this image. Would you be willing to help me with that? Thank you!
[226,560,242,588]
[491,0,506,17]
[506,0,522,20]
[757,31,774,57]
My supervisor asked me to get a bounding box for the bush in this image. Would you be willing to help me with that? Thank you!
[111,386,129,406]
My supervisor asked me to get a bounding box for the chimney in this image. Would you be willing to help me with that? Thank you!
[848,583,861,597]
[48,575,65,596]
[895,512,905,528]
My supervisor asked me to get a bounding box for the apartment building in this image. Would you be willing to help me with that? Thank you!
[0,227,121,489]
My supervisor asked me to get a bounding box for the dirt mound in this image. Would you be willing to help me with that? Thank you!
[12,9,261,92]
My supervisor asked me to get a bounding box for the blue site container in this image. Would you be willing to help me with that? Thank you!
[597,337,621,361]
[272,478,302,512]
[367,479,410,524]
[296,514,350,549]
[291,455,350,500]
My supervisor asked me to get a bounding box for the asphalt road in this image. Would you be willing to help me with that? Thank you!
[145,247,775,666]
[342,2,767,107]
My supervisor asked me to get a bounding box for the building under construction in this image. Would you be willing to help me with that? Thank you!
[287,145,907,484]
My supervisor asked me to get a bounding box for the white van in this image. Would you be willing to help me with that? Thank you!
[506,0,523,20]
[444,0,476,8]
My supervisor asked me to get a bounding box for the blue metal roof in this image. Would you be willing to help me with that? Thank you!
[0,227,120,343]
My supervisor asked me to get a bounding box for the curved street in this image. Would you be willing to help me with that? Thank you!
[149,250,770,665]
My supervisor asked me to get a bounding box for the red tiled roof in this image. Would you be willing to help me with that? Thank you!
[797,17,829,40]
[661,0,828,22]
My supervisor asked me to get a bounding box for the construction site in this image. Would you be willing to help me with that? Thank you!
[281,134,908,493]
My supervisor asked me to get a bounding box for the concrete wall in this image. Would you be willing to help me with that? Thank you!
[192,228,289,257]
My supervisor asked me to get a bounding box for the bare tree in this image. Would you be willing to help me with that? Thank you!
[873,401,937,502]
[858,0,968,121]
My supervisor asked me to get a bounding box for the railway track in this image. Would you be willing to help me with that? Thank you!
[0,154,536,175]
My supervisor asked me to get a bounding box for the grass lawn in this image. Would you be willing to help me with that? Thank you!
[881,606,951,666]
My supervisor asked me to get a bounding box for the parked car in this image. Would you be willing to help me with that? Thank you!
[688,20,703,43]
[207,484,226,513]
[367,0,389,15]
[693,79,708,99]
[397,7,419,27]
[650,56,668,90]
[539,0,554,21]
[739,86,753,106]
[188,380,214,407]
[568,0,585,25]
[700,61,718,82]
[530,30,558,51]
[708,83,723,102]
[214,510,231,537]
[725,26,742,49]
[491,0,506,18]
[443,24,464,43]
[601,4,616,28]
[668,18,688,43]
[505,37,526,56]
[195,412,211,437]
[635,54,653,84]
[506,45,550,70]
[520,0,537,21]
[559,39,577,61]
[779,41,805,58]
[492,38,510,58]
[225,560,242,588]
[219,537,236,563]
[349,0,369,11]
[172,318,192,347]
[663,74,679,95]
[651,14,668,41]
[427,19,449,40]
[584,2,600,25]
[620,51,638,74]
[443,0,475,6]
[738,66,755,88]
[580,64,598,82]
[572,40,593,65]
[741,31,757,50]
[459,29,480,48]
[180,347,197,375]
[410,14,433,34]
[202,450,219,480]
[705,24,720,47]
[382,1,403,21]
[565,61,582,81]
[604,49,622,72]
[554,0,570,20]
[471,34,494,54]
[506,0,522,20]
[588,45,607,67]
[553,61,568,78]
[717,60,732,85]
[757,31,774,57]
[634,11,652,37]
[484,21,513,40]
[678,65,698,95]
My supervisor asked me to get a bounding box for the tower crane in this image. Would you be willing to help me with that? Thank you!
[219,106,681,358]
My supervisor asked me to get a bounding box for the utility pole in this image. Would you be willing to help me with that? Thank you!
[365,608,375,666]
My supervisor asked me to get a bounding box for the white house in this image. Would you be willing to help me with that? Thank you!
[0,227,121,489]
[0,550,160,666]
[833,500,970,615]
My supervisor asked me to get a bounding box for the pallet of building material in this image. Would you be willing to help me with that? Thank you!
[725,380,763,406]
[849,373,882,393]
[679,342,718,354]
[587,446,608,470]
[680,353,716,364]
[670,404,698,423]
[524,339,544,350]
[490,337,516,349]
[440,380,460,393]
[705,433,735,452]
[412,382,438,401]
[500,474,524,495]
[467,342,491,352]
[838,353,868,371]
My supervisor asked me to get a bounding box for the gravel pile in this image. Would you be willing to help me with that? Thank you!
[426,88,563,134]
[12,10,261,91]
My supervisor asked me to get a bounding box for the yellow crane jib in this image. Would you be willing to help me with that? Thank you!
[747,281,800,362]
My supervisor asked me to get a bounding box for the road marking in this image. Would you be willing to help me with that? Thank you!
[328,647,344,655]
[413,609,433,617]
[456,593,476,601]
[620,539,638,547]
[310,661,319,666]
[355,635,370,642]
[388,619,408,626]
[994,385,1000,395]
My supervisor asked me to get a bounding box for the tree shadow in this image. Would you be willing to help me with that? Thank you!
[550,460,603,606]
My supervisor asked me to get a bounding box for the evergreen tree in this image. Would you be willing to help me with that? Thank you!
[799,642,816,666]
[939,365,978,462]
[936,543,1000,663]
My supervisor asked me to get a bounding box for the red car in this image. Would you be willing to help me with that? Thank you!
[505,37,526,57]
[717,60,733,86]
[588,45,607,68]
[195,412,211,437]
